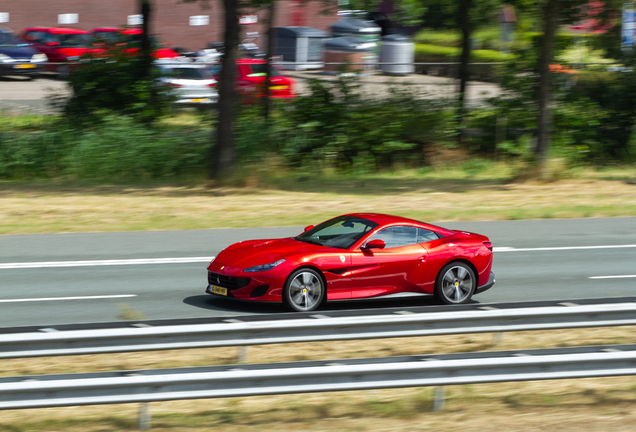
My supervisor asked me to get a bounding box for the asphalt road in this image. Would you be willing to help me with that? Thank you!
[1,218,635,328]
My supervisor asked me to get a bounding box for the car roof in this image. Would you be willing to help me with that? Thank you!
[23,27,89,34]
[237,59,267,65]
[344,213,455,235]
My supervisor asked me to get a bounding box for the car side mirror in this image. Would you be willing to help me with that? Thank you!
[303,225,314,232]
[363,239,386,250]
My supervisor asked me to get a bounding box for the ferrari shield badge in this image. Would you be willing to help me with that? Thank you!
[340,255,346,263]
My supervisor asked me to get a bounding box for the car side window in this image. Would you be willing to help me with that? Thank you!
[23,31,43,43]
[366,226,418,249]
[417,228,440,243]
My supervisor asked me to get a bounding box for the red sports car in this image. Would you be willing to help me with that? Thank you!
[206,213,495,311]
[205,59,296,101]
[91,28,180,59]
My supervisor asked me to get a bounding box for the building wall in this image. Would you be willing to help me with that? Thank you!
[0,0,339,50]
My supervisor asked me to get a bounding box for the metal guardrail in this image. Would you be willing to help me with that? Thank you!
[2,300,636,359]
[1,343,636,410]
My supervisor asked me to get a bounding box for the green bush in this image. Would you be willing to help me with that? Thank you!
[277,78,454,171]
[0,116,212,180]
[414,44,513,63]
[63,50,175,125]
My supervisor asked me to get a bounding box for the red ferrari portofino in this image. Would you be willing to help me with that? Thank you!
[206,213,495,311]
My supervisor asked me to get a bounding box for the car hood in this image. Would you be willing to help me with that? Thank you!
[213,237,327,270]
[0,46,39,59]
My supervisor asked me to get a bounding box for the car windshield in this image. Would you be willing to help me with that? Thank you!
[245,63,281,77]
[162,67,206,80]
[295,216,378,249]
[55,33,89,48]
[92,31,120,44]
[0,31,27,47]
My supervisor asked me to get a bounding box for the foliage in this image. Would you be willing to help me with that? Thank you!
[276,78,455,171]
[419,0,502,29]
[414,44,513,62]
[63,50,176,126]
[0,115,211,180]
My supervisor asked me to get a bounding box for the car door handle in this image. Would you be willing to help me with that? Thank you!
[417,256,427,261]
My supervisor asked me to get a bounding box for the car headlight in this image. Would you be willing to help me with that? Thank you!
[0,54,15,63]
[31,53,48,63]
[243,259,286,273]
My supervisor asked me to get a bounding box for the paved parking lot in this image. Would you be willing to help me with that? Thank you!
[0,71,500,115]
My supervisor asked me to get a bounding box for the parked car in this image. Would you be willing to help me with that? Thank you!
[0,26,47,78]
[20,27,102,76]
[92,28,180,59]
[156,63,218,104]
[205,59,296,101]
[206,213,495,311]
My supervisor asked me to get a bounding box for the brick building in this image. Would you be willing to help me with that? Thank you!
[0,0,339,51]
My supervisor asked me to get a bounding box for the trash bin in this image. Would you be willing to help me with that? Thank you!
[273,26,330,71]
[323,36,376,74]
[379,34,414,76]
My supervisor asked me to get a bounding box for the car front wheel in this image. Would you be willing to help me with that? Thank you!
[434,262,476,305]
[283,268,325,312]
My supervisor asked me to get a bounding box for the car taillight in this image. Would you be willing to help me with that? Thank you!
[483,241,493,251]
[166,82,182,88]
[207,83,216,87]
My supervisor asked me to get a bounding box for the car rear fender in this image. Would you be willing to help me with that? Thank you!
[438,258,479,288]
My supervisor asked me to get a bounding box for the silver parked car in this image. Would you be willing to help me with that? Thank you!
[156,63,218,104]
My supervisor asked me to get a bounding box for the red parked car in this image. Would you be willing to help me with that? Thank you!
[206,59,296,100]
[91,28,180,59]
[20,27,102,75]
[206,213,495,311]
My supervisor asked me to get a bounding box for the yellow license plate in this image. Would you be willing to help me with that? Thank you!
[14,64,36,69]
[191,98,209,103]
[269,85,287,90]
[209,284,227,296]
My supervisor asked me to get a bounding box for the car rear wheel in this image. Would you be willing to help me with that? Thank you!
[283,268,325,312]
[434,262,476,305]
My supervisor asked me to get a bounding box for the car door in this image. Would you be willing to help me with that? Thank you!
[350,225,428,298]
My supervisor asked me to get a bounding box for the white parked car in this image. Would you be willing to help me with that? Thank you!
[156,63,218,104]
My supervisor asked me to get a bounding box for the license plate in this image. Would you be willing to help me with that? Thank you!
[209,284,227,296]
[269,85,287,90]
[191,98,209,103]
[14,64,36,69]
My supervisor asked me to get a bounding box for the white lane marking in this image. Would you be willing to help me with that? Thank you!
[0,295,137,303]
[495,245,636,252]
[0,257,215,270]
[589,275,636,280]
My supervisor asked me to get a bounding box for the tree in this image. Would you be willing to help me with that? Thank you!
[139,0,153,81]
[535,0,560,173]
[457,0,473,123]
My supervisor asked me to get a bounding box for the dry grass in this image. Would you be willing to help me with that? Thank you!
[1,177,636,234]
[1,326,635,431]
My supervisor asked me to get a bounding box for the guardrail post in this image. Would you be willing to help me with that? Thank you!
[139,402,151,430]
[433,386,445,411]
[238,346,249,363]
[493,332,504,345]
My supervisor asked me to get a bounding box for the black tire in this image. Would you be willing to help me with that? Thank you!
[434,261,476,305]
[283,268,325,312]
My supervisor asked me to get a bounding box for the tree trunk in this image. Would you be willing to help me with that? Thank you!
[139,0,152,80]
[535,0,560,176]
[457,0,472,124]
[263,0,277,121]
[211,0,240,180]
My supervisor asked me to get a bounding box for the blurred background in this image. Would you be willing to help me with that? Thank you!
[0,0,635,186]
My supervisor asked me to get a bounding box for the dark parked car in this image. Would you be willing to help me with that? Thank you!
[0,26,47,78]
